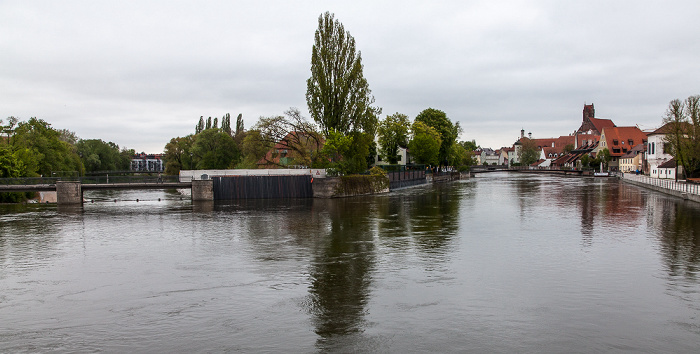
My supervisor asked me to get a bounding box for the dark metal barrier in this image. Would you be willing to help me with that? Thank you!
[388,170,426,190]
[213,175,313,200]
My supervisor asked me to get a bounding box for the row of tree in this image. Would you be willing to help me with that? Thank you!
[163,114,246,174]
[1,116,135,202]
[163,12,472,176]
[377,109,474,169]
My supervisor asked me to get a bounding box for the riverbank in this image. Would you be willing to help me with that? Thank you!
[619,173,700,203]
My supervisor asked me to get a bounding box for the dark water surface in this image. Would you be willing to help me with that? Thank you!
[2,173,700,353]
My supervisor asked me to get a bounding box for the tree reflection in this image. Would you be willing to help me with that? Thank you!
[408,184,460,257]
[514,176,543,219]
[654,197,700,279]
[306,198,376,343]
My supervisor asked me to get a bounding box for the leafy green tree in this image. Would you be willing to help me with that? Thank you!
[237,130,271,169]
[598,148,612,171]
[76,139,131,172]
[580,154,590,169]
[196,116,205,134]
[11,118,83,176]
[449,142,475,169]
[0,145,23,177]
[320,129,354,174]
[1,116,18,140]
[191,128,240,169]
[519,138,540,166]
[235,114,244,136]
[164,135,195,175]
[306,11,381,137]
[408,121,441,166]
[415,108,459,167]
[460,140,479,151]
[377,113,410,164]
[663,95,700,178]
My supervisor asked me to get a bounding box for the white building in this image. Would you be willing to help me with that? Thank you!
[646,124,675,178]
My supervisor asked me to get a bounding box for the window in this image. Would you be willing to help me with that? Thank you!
[628,139,634,145]
[613,139,619,145]
[652,142,655,155]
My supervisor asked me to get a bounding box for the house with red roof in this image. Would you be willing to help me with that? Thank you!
[595,126,648,171]
[257,131,324,168]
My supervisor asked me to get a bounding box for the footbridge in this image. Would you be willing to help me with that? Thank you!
[0,176,202,205]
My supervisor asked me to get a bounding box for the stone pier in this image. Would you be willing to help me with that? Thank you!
[56,181,82,205]
[191,180,214,201]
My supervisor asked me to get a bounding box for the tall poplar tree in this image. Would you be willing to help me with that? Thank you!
[306,11,381,137]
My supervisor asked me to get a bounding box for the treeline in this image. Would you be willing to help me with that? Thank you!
[1,116,134,202]
[163,113,247,174]
[163,12,476,176]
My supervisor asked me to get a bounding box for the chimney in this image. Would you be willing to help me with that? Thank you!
[521,129,525,139]
[528,132,532,139]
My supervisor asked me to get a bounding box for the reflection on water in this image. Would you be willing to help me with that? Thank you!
[2,177,700,352]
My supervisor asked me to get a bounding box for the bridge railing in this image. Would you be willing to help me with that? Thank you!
[0,177,60,185]
[0,175,180,185]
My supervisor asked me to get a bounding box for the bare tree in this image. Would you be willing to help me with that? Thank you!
[253,108,325,168]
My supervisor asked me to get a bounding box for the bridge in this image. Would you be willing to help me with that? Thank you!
[0,176,212,205]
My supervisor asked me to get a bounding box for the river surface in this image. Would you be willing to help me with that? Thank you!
[2,173,700,353]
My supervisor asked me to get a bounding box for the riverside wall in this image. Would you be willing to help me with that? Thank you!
[312,176,389,198]
[620,174,700,204]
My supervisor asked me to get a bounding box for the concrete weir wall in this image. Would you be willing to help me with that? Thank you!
[56,181,82,205]
[191,180,214,201]
[312,176,389,198]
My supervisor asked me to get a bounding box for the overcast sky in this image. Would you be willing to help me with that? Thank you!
[2,1,699,153]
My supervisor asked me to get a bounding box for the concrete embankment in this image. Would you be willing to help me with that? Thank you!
[620,177,700,204]
[312,175,389,198]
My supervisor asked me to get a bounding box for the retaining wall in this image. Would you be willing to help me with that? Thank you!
[620,176,700,204]
[312,176,389,198]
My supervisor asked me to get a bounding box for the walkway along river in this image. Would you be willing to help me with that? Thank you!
[1,173,700,352]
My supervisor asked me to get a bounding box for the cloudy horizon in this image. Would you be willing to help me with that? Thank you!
[2,0,699,153]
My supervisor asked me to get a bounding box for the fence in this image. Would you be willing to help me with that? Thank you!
[213,175,313,199]
[0,175,179,185]
[621,173,700,196]
[387,170,426,190]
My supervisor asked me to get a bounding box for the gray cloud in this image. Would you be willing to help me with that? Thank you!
[2,0,698,152]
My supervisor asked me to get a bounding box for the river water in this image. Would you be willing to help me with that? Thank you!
[1,173,700,353]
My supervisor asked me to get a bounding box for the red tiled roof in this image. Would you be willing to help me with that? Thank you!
[601,126,648,157]
[589,117,616,134]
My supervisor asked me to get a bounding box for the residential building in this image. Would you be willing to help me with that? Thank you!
[595,126,647,171]
[131,153,164,172]
[375,145,410,166]
[474,148,499,165]
[658,159,680,179]
[646,123,677,178]
[619,143,645,173]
